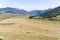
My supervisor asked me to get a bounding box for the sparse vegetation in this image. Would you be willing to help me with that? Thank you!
[38,36,58,40]
[0,39,2,40]
[26,32,31,34]
[0,23,15,25]
[45,29,48,31]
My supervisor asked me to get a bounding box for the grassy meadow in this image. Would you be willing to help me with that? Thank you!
[0,14,60,40]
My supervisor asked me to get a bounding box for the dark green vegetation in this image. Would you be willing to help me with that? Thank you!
[40,6,60,18]
[29,15,38,19]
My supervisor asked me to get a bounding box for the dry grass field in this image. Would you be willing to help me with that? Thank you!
[0,14,60,40]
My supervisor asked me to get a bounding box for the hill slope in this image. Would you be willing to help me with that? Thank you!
[40,6,60,18]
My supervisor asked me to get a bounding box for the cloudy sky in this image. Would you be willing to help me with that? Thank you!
[0,0,60,11]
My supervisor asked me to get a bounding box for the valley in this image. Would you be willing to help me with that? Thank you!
[0,6,60,40]
[0,0,60,40]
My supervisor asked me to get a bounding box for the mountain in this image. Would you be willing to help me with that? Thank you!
[0,7,52,15]
[20,9,29,14]
[0,7,29,14]
[40,6,60,18]
[0,7,21,14]
[29,9,52,15]
[29,10,41,15]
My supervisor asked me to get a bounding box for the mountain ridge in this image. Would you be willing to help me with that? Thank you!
[0,7,52,15]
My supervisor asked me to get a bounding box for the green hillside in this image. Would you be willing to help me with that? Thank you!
[40,6,60,18]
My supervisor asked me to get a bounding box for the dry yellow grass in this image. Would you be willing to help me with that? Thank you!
[0,14,60,40]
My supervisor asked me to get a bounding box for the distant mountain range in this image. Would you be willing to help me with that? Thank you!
[29,9,52,15]
[0,6,60,18]
[0,7,52,15]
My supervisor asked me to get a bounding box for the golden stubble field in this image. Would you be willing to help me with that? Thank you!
[0,14,60,40]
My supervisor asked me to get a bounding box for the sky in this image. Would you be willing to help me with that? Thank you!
[0,0,60,11]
